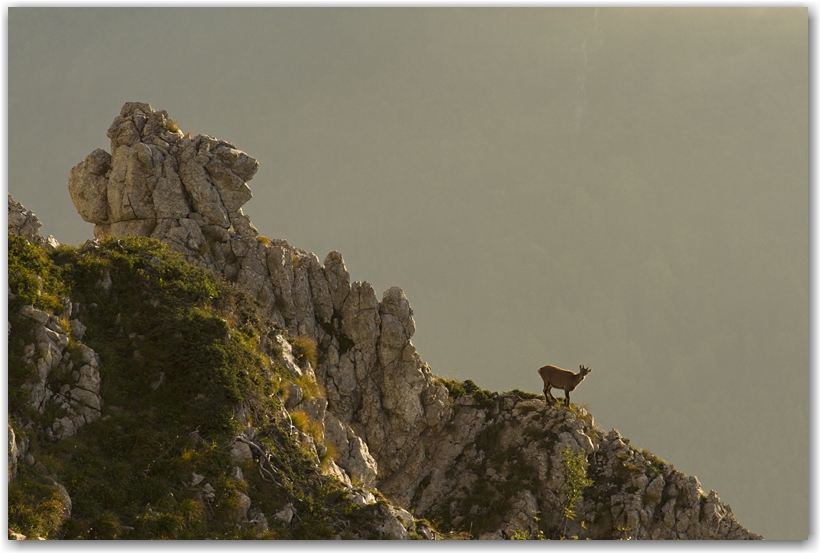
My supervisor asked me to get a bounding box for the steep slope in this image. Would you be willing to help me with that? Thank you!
[8,199,429,540]
[8,102,762,539]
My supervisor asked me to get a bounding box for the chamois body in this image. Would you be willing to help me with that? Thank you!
[537,364,592,407]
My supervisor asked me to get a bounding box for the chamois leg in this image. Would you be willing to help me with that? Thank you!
[544,384,555,406]
[564,391,570,408]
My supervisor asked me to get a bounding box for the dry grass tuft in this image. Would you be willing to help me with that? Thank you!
[291,335,318,369]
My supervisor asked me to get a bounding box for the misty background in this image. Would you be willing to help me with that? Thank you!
[7,8,807,539]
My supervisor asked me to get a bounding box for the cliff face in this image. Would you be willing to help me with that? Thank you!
[9,102,761,539]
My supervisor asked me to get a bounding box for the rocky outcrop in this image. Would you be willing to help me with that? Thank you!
[8,425,22,483]
[9,198,103,442]
[68,102,258,243]
[14,304,103,442]
[394,393,762,540]
[322,411,379,489]
[8,194,59,251]
[61,103,762,540]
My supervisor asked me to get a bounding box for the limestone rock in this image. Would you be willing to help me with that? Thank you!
[202,483,216,501]
[323,459,353,486]
[340,281,380,364]
[69,319,86,340]
[19,305,50,325]
[284,382,303,410]
[50,479,73,524]
[229,441,253,465]
[323,412,379,489]
[306,253,334,324]
[13,301,103,442]
[274,503,295,525]
[276,335,303,378]
[68,102,257,259]
[221,491,251,524]
[68,148,112,223]
[378,506,409,540]
[348,489,376,507]
[8,425,21,483]
[501,490,539,538]
[230,466,244,482]
[323,251,352,313]
[246,508,269,533]
[8,195,59,251]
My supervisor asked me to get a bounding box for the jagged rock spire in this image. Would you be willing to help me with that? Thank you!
[68,101,259,242]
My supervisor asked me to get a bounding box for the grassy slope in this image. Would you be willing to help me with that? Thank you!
[7,234,403,539]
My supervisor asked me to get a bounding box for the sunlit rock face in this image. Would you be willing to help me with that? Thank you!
[69,101,258,243]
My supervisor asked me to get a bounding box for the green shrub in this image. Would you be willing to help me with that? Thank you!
[558,446,593,537]
[439,377,495,410]
[438,377,466,399]
[641,448,668,474]
[506,388,541,400]
[8,231,68,312]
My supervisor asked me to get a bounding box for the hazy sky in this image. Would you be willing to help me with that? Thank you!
[7,8,808,539]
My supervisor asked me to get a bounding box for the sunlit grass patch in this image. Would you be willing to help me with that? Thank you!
[290,335,318,369]
[8,231,69,312]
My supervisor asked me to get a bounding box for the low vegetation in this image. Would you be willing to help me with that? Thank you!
[558,445,593,537]
[290,335,318,369]
[8,231,69,312]
[6,235,401,539]
[437,377,495,410]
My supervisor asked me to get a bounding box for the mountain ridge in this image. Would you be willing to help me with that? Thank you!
[7,102,762,540]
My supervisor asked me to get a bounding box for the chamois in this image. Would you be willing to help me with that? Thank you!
[537,364,592,407]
